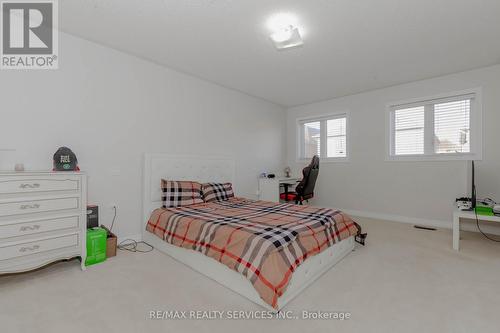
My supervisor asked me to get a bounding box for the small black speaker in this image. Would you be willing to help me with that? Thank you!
[87,205,99,229]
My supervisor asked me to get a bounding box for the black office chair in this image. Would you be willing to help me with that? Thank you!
[280,155,320,205]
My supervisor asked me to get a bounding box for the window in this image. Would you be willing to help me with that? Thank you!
[302,121,321,158]
[394,106,425,155]
[298,113,348,161]
[434,99,471,154]
[388,91,481,160]
[327,118,347,158]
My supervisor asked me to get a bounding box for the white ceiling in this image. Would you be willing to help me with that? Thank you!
[61,0,500,107]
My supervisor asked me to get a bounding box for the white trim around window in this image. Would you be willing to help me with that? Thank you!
[386,88,483,161]
[296,111,350,163]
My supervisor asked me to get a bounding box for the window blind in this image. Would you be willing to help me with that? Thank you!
[302,121,320,158]
[389,92,476,159]
[394,106,425,155]
[434,99,470,154]
[298,113,348,160]
[327,117,347,157]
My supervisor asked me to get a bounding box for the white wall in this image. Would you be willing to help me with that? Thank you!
[0,33,286,239]
[287,64,500,229]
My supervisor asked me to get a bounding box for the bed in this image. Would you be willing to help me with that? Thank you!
[142,154,360,311]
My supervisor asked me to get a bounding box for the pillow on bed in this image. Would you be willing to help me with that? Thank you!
[161,180,204,208]
[202,183,234,202]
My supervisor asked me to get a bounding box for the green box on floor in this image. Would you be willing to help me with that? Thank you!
[85,227,107,266]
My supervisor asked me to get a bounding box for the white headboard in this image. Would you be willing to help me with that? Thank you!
[142,153,235,235]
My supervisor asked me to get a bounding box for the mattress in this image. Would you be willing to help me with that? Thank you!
[146,197,360,308]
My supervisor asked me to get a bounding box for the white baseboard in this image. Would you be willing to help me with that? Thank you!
[342,208,500,236]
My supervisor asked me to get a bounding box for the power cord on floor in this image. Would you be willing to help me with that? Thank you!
[475,209,500,243]
[105,205,153,253]
[109,206,117,232]
[118,239,154,253]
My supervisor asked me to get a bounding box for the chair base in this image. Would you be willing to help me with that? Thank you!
[279,192,313,205]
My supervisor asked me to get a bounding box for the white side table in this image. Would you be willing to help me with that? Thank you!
[453,208,500,250]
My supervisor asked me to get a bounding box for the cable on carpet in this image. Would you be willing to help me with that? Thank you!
[118,239,154,253]
[106,205,153,253]
[475,209,500,243]
[109,205,117,232]
[474,193,500,243]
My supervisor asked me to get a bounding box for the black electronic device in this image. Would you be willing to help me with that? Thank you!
[87,205,99,229]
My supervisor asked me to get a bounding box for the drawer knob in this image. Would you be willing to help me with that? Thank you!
[20,204,40,210]
[19,225,41,232]
[19,245,40,253]
[19,183,40,189]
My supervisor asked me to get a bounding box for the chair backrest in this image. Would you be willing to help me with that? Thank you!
[295,155,320,198]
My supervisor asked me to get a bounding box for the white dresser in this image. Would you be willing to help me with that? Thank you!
[0,172,87,274]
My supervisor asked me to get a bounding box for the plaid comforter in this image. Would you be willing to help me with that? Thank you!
[146,197,360,308]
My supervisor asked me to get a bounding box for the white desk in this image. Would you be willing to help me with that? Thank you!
[258,177,300,203]
[453,208,500,250]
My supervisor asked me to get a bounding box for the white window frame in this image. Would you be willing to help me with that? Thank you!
[296,111,350,163]
[386,88,482,161]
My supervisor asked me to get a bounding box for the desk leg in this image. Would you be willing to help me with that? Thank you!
[453,215,460,251]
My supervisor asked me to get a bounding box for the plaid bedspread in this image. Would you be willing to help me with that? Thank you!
[146,197,360,308]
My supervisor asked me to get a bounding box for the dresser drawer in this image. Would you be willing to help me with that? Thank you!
[0,216,79,239]
[0,233,79,261]
[0,197,79,217]
[0,177,79,195]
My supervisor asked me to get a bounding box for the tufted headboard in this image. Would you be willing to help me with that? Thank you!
[142,153,235,237]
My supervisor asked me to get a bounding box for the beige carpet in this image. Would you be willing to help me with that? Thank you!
[1,217,500,333]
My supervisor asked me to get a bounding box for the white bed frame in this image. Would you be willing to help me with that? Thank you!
[142,153,355,311]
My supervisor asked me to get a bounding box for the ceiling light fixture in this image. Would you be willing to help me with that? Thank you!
[267,13,304,50]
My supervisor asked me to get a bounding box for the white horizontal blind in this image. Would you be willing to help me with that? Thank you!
[390,92,476,159]
[434,99,470,154]
[394,106,425,155]
[298,114,348,160]
[302,121,320,158]
[327,117,347,157]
